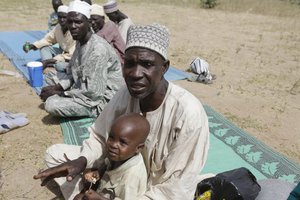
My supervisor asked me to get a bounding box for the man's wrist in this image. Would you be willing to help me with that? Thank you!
[77,156,88,171]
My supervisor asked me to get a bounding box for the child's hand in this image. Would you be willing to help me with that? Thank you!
[84,189,109,200]
[84,169,100,184]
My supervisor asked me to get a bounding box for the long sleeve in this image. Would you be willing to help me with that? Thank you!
[80,127,107,168]
[53,31,76,62]
[53,44,74,62]
[97,22,125,66]
[58,62,73,90]
[33,26,57,48]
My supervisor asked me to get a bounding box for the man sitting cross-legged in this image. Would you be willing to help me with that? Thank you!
[40,0,124,118]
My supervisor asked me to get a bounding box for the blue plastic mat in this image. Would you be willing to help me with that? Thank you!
[0,31,46,94]
[0,30,191,95]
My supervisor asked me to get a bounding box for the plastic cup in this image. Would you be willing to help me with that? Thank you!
[27,61,43,87]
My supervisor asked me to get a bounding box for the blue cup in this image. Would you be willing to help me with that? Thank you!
[27,61,43,87]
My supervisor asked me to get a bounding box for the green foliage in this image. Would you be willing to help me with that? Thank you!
[290,0,300,5]
[200,0,217,8]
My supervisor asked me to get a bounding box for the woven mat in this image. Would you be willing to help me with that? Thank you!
[60,105,300,183]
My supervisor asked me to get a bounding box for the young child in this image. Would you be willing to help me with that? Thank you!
[75,113,150,200]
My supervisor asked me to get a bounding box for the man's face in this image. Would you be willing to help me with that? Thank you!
[123,48,168,99]
[57,12,67,28]
[67,12,90,41]
[52,0,62,12]
[106,12,118,23]
[106,123,140,162]
[89,15,105,33]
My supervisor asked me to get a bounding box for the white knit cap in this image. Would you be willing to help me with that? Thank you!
[103,0,118,14]
[68,0,91,19]
[126,23,170,60]
[57,5,68,13]
[91,4,104,16]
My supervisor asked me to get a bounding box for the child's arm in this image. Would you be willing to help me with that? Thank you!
[83,189,111,200]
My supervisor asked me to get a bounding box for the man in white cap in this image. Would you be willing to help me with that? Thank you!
[39,0,124,118]
[23,5,76,73]
[103,0,133,43]
[34,23,209,200]
[90,4,125,65]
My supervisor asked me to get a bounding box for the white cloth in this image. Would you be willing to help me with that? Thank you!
[103,0,118,14]
[80,82,210,200]
[98,153,147,200]
[190,57,209,75]
[33,24,75,61]
[57,5,68,13]
[45,144,83,200]
[68,0,91,19]
[0,111,29,133]
[118,18,134,43]
[91,4,104,16]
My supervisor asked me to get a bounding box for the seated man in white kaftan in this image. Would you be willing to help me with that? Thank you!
[24,5,75,73]
[34,23,210,200]
[40,0,124,117]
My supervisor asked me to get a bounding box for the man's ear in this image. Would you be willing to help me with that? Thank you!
[136,143,145,153]
[162,60,170,74]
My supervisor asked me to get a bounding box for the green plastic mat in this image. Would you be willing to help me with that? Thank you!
[60,105,300,183]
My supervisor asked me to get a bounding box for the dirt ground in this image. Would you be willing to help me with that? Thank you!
[0,1,299,199]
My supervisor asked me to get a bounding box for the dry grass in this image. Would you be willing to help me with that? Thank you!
[1,0,299,18]
[120,0,300,17]
[217,0,300,17]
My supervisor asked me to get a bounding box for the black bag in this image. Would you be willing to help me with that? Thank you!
[195,167,261,200]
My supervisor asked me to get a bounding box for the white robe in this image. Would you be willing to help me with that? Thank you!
[117,18,134,43]
[98,153,147,200]
[80,82,210,200]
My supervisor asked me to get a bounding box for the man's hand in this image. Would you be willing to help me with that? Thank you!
[42,59,57,69]
[40,84,64,102]
[33,156,87,186]
[22,43,37,52]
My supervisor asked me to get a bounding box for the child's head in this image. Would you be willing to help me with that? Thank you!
[106,113,150,162]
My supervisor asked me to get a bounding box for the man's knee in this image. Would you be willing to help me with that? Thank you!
[44,96,61,116]
[45,144,81,168]
[45,144,64,168]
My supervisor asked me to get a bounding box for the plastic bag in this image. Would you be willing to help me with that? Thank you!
[195,167,261,200]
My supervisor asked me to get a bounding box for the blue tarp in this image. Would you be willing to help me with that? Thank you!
[0,30,192,95]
